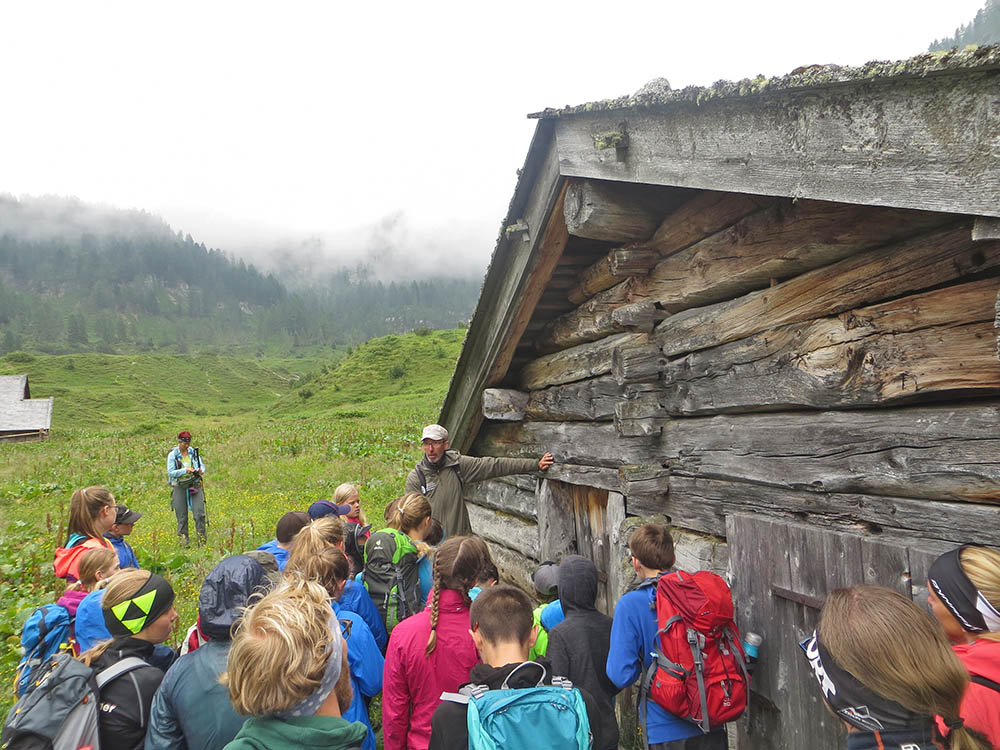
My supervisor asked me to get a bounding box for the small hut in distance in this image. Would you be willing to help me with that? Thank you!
[437,46,1000,749]
[0,375,53,442]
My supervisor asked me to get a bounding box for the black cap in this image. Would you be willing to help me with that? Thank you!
[115,505,142,525]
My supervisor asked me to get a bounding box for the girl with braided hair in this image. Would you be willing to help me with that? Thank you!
[381,535,490,750]
[802,584,991,750]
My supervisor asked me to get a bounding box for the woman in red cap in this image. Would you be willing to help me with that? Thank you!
[167,430,206,545]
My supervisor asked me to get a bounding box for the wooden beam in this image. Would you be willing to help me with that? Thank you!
[657,224,999,357]
[537,479,579,561]
[541,201,950,352]
[467,478,538,522]
[568,246,658,305]
[517,332,645,391]
[974,217,1000,241]
[647,191,775,257]
[563,179,683,242]
[475,401,1000,502]
[552,70,1000,218]
[662,278,1000,414]
[468,502,538,559]
[612,341,666,385]
[632,199,950,314]
[524,376,624,422]
[640,476,1000,548]
[482,388,529,421]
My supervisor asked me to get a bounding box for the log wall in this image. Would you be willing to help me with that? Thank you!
[464,177,1000,645]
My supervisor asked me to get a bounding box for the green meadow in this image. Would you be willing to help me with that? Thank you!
[0,328,465,710]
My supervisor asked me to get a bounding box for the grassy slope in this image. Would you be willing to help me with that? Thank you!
[0,329,463,709]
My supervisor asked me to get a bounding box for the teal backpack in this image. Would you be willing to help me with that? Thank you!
[443,662,592,750]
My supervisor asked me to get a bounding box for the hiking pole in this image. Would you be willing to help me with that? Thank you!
[193,446,208,528]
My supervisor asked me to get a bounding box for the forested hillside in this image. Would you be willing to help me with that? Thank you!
[0,195,480,354]
[929,0,1000,49]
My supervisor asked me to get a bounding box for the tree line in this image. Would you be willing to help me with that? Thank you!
[0,197,480,355]
[929,0,1000,50]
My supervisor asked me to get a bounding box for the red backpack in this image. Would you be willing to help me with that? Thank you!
[642,569,749,733]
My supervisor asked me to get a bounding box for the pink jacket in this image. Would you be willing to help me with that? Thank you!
[381,589,478,750]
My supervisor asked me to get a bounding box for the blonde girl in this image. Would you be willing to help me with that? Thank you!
[802,584,990,750]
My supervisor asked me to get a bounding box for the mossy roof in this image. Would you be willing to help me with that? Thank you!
[529,44,1000,120]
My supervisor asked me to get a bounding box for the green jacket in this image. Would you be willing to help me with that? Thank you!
[224,715,368,750]
[405,450,540,537]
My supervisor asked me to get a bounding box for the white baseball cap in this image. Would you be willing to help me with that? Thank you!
[421,424,449,442]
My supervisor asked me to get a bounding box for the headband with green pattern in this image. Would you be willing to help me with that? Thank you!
[103,573,175,637]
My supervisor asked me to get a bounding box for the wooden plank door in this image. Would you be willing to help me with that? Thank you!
[537,478,618,615]
[726,514,949,750]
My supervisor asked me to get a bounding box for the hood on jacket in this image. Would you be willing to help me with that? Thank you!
[466,659,555,690]
[955,638,1000,682]
[421,450,462,470]
[199,555,273,641]
[230,715,369,750]
[557,555,598,615]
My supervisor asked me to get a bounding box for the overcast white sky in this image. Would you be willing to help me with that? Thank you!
[0,1,987,279]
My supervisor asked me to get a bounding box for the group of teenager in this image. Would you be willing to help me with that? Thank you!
[17,422,1000,750]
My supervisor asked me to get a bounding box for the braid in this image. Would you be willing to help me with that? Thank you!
[425,550,443,655]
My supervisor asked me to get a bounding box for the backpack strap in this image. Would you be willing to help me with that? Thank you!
[440,683,489,704]
[415,465,428,494]
[971,673,1000,693]
[95,656,148,689]
[687,628,711,734]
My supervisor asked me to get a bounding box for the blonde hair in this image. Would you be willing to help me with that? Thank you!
[285,545,350,599]
[67,487,115,541]
[79,569,152,666]
[286,516,345,571]
[425,535,489,656]
[76,548,118,592]
[333,483,365,524]
[960,546,1000,643]
[820,585,990,750]
[224,578,337,715]
[386,493,431,536]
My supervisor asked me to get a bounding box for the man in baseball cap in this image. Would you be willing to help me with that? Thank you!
[405,423,554,538]
[105,504,143,568]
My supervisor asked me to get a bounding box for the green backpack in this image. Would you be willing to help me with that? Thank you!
[363,528,422,631]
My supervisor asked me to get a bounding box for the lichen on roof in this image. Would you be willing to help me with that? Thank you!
[529,44,1000,119]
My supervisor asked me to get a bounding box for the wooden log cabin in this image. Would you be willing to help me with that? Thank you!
[436,46,1000,749]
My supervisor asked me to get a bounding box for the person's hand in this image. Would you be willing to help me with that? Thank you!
[186,467,195,473]
[538,452,554,471]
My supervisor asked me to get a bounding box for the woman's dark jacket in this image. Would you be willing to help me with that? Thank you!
[92,637,165,750]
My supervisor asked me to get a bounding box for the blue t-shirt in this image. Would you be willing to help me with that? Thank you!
[255,539,289,571]
[339,579,388,652]
[607,580,703,743]
[332,601,383,750]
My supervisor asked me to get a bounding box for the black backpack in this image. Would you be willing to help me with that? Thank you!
[363,528,422,631]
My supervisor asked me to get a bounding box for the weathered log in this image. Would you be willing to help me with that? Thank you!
[564,179,675,242]
[672,528,728,577]
[482,388,529,421]
[974,217,1000,241]
[538,281,633,352]
[467,502,538,558]
[611,301,669,332]
[619,464,670,498]
[633,199,949,315]
[657,224,998,357]
[540,463,623,493]
[612,341,666,385]
[524,376,623,422]
[542,201,951,353]
[615,394,669,437]
[647,191,775,257]
[639,476,1000,549]
[662,279,1000,414]
[605,493,631,603]
[568,246,659,304]
[474,402,1000,502]
[517,332,645,391]
[467,478,538,522]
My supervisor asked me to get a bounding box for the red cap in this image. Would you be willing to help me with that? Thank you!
[178,430,192,441]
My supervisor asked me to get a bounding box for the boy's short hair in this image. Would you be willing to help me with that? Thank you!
[469,584,533,645]
[629,523,675,571]
[477,561,499,586]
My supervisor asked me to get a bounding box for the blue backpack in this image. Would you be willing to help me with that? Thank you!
[15,605,74,697]
[444,662,592,750]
